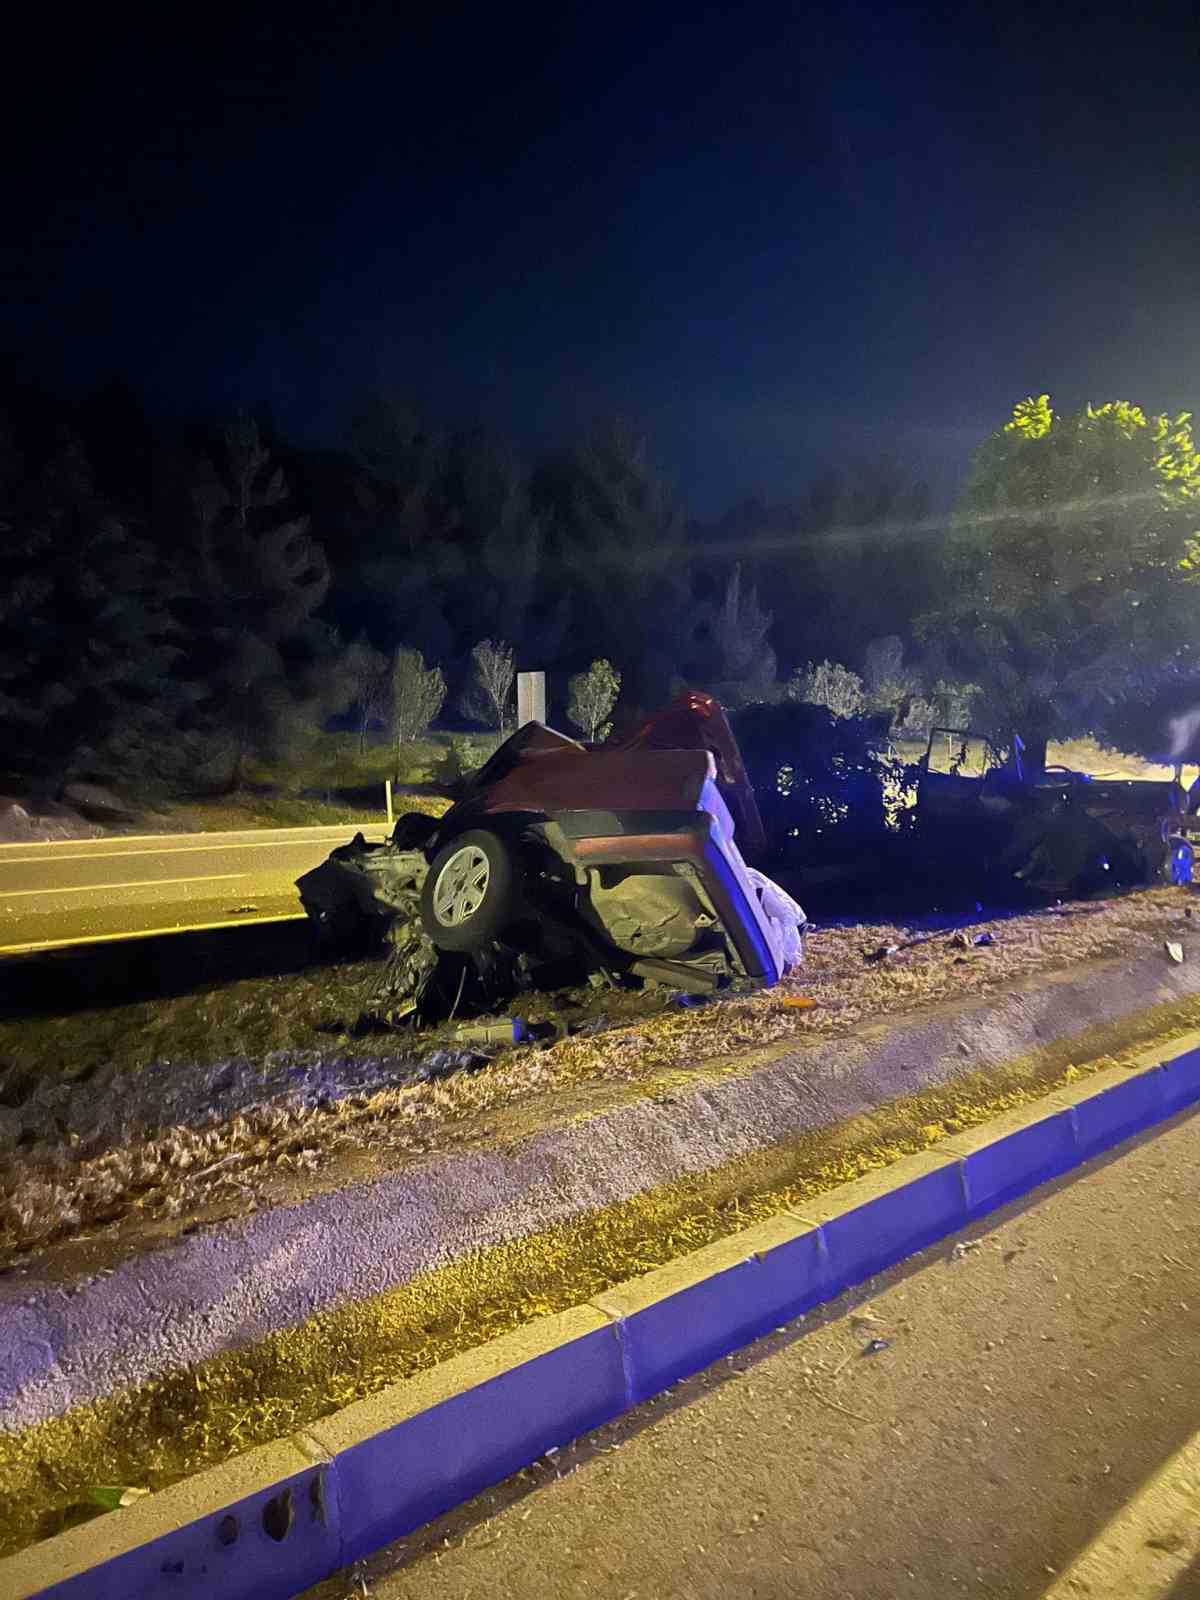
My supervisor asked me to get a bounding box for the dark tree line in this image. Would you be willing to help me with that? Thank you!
[1,371,1196,800]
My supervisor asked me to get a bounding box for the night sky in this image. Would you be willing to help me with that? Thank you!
[4,1,1198,513]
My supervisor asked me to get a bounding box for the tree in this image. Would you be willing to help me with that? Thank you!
[787,660,866,719]
[0,424,189,795]
[568,658,621,742]
[441,430,564,662]
[930,678,979,731]
[178,417,346,790]
[699,564,777,707]
[861,633,927,729]
[341,391,456,662]
[532,418,691,705]
[462,638,515,730]
[343,633,391,750]
[923,396,1200,769]
[391,647,446,750]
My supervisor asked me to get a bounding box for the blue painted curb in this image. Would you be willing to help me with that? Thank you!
[316,1314,627,1566]
[9,1038,1200,1600]
[952,1104,1078,1216]
[596,1216,829,1406]
[798,1151,967,1285]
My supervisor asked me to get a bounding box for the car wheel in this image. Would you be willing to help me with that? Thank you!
[419,830,519,951]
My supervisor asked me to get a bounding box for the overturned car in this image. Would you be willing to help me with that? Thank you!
[297,694,806,1019]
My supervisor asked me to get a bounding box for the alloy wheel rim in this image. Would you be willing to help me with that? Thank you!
[432,844,491,926]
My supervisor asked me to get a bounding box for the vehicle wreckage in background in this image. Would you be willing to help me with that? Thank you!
[908,728,1194,897]
[297,694,807,1019]
[731,704,1193,905]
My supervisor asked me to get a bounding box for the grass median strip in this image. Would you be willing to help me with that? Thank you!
[4,1001,1198,1562]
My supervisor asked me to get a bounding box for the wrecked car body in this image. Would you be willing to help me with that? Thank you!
[298,693,806,1019]
[726,704,1192,908]
[906,728,1193,899]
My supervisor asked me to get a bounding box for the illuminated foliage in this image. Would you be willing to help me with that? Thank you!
[462,638,515,730]
[1003,393,1054,440]
[391,647,446,747]
[925,394,1200,763]
[568,658,621,743]
[787,659,866,720]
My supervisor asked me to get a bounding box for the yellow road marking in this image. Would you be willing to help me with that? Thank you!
[0,910,306,956]
[0,831,384,865]
[0,872,248,898]
[1041,1428,1200,1598]
[0,823,385,853]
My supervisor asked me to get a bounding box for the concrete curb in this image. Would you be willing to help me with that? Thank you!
[7,1031,1200,1600]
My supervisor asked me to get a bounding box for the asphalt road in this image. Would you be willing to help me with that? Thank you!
[312,1106,1200,1600]
[0,824,384,955]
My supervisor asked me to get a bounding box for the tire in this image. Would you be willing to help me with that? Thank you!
[419,829,519,952]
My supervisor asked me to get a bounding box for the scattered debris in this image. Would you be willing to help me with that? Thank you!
[3,885,1193,1263]
[1145,1531,1187,1554]
[864,943,902,964]
[1166,940,1185,963]
[861,1337,891,1356]
[850,1308,883,1328]
[802,1380,869,1423]
[227,905,259,915]
[86,1486,150,1511]
[448,1017,534,1048]
[951,1239,981,1260]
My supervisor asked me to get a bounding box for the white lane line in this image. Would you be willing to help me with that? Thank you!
[1041,1427,1200,1598]
[0,910,306,956]
[0,873,248,899]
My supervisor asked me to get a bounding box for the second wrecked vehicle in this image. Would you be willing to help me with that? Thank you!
[908,727,1194,898]
[297,693,807,1018]
[729,703,1193,907]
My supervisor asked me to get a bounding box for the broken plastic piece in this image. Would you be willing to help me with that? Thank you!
[448,1016,532,1047]
[864,944,901,964]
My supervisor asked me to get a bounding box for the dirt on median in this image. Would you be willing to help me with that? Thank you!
[2,886,1196,1265]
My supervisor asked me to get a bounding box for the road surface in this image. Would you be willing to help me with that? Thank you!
[311,1105,1200,1600]
[0,824,384,955]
